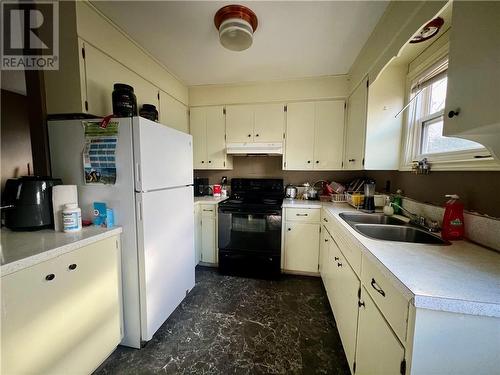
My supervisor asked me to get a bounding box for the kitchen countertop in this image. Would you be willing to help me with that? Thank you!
[194,196,228,205]
[281,199,323,209]
[1,226,123,276]
[283,199,500,318]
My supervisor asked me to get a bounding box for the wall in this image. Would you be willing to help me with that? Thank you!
[364,63,406,170]
[189,75,349,107]
[1,90,33,191]
[365,170,500,218]
[349,1,447,93]
[195,157,363,187]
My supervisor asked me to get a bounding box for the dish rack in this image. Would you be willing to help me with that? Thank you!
[331,193,348,203]
[345,192,364,209]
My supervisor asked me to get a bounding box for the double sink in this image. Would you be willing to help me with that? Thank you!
[339,213,450,245]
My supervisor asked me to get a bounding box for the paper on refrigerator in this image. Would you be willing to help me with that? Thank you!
[82,121,119,184]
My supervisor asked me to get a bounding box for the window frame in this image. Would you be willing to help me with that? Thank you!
[400,45,499,171]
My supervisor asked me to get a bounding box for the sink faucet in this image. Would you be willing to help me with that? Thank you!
[390,202,440,232]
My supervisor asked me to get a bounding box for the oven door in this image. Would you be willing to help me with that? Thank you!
[218,207,282,254]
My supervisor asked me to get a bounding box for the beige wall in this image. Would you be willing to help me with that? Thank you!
[349,1,447,93]
[189,75,349,107]
[195,157,362,187]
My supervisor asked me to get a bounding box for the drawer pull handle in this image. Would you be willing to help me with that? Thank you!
[337,262,342,267]
[358,300,365,308]
[203,209,213,212]
[371,278,386,297]
[324,238,329,242]
[334,256,339,261]
[296,213,308,216]
[68,264,77,270]
[45,274,55,281]
[288,228,291,231]
[323,218,328,222]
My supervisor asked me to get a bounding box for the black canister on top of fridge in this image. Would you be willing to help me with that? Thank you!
[139,104,158,121]
[112,83,138,117]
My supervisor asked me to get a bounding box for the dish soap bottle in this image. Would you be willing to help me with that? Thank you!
[392,189,403,214]
[442,194,464,240]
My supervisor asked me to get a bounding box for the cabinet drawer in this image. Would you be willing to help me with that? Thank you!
[328,214,362,276]
[200,204,216,217]
[361,255,409,343]
[286,208,320,222]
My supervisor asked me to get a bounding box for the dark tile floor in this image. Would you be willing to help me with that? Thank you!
[95,266,350,375]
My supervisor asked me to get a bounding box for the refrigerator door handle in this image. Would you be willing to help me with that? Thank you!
[138,201,143,222]
[135,163,142,187]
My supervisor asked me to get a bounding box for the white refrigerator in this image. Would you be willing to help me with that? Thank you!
[48,116,195,348]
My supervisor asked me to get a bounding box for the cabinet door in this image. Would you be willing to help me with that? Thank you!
[356,287,405,375]
[190,107,207,169]
[284,102,315,170]
[206,106,227,169]
[84,43,158,117]
[344,77,368,170]
[314,100,345,170]
[201,215,216,263]
[444,2,500,139]
[331,239,360,374]
[194,205,202,264]
[1,236,121,375]
[159,90,189,133]
[226,105,254,143]
[254,103,285,143]
[319,226,330,278]
[284,222,320,273]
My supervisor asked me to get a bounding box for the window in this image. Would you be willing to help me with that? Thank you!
[401,56,491,170]
[409,60,483,158]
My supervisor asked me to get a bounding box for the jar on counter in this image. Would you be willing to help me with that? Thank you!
[112,83,137,117]
[62,203,82,232]
[139,104,158,121]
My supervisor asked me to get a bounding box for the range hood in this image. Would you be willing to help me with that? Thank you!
[226,142,283,155]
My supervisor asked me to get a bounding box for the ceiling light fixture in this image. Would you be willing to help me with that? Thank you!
[214,5,258,52]
[410,17,444,44]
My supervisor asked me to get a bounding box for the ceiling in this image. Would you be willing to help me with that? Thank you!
[91,1,389,86]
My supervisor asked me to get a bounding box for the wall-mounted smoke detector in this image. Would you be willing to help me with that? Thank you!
[214,5,258,52]
[410,17,444,44]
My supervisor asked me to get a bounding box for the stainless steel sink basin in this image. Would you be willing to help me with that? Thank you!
[339,212,408,226]
[353,224,450,245]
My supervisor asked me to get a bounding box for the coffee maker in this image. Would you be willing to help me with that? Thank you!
[194,177,210,196]
[363,180,376,213]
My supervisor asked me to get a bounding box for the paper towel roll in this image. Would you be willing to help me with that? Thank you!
[53,185,78,232]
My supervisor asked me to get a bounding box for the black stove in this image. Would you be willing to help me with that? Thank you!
[218,178,284,278]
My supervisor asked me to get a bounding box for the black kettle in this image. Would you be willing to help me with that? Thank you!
[2,176,62,231]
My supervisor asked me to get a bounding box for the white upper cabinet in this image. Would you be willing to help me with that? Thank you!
[190,107,208,169]
[314,101,345,170]
[226,104,285,143]
[285,102,315,170]
[284,100,345,170]
[254,103,286,143]
[444,1,500,159]
[226,105,255,143]
[84,42,159,117]
[190,106,232,170]
[344,77,369,170]
[159,91,189,133]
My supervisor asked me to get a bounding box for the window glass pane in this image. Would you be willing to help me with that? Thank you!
[429,76,447,113]
[421,116,483,154]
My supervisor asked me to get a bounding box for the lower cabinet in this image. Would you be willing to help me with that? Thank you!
[197,204,218,264]
[355,287,405,375]
[328,234,360,374]
[283,210,321,273]
[194,204,202,264]
[1,235,122,375]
